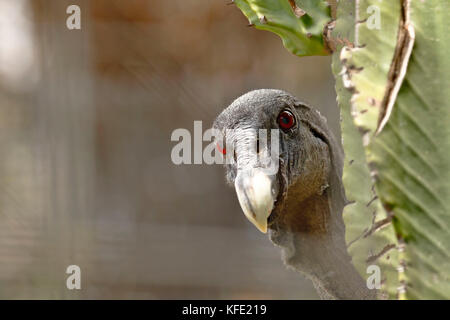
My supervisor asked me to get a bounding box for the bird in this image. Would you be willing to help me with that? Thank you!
[213,89,376,300]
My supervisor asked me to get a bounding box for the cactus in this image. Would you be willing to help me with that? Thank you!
[234,0,332,56]
[231,0,450,299]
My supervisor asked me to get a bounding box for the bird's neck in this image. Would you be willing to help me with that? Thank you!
[269,190,376,300]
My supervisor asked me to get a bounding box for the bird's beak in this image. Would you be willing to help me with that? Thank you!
[234,168,278,233]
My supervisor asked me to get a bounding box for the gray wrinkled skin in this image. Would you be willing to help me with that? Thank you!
[214,89,327,189]
[213,89,376,300]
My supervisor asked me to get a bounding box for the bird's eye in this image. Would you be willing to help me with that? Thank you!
[278,110,296,130]
[216,142,226,155]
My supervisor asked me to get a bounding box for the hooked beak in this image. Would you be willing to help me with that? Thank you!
[234,168,278,233]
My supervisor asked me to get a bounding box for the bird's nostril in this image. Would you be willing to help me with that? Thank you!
[233,149,237,163]
[256,138,260,154]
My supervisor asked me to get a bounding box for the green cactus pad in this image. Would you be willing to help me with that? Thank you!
[234,0,331,56]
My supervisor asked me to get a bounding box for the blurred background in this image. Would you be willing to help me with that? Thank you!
[0,0,339,299]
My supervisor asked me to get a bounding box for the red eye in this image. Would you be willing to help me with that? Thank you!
[278,110,295,130]
[216,142,226,155]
